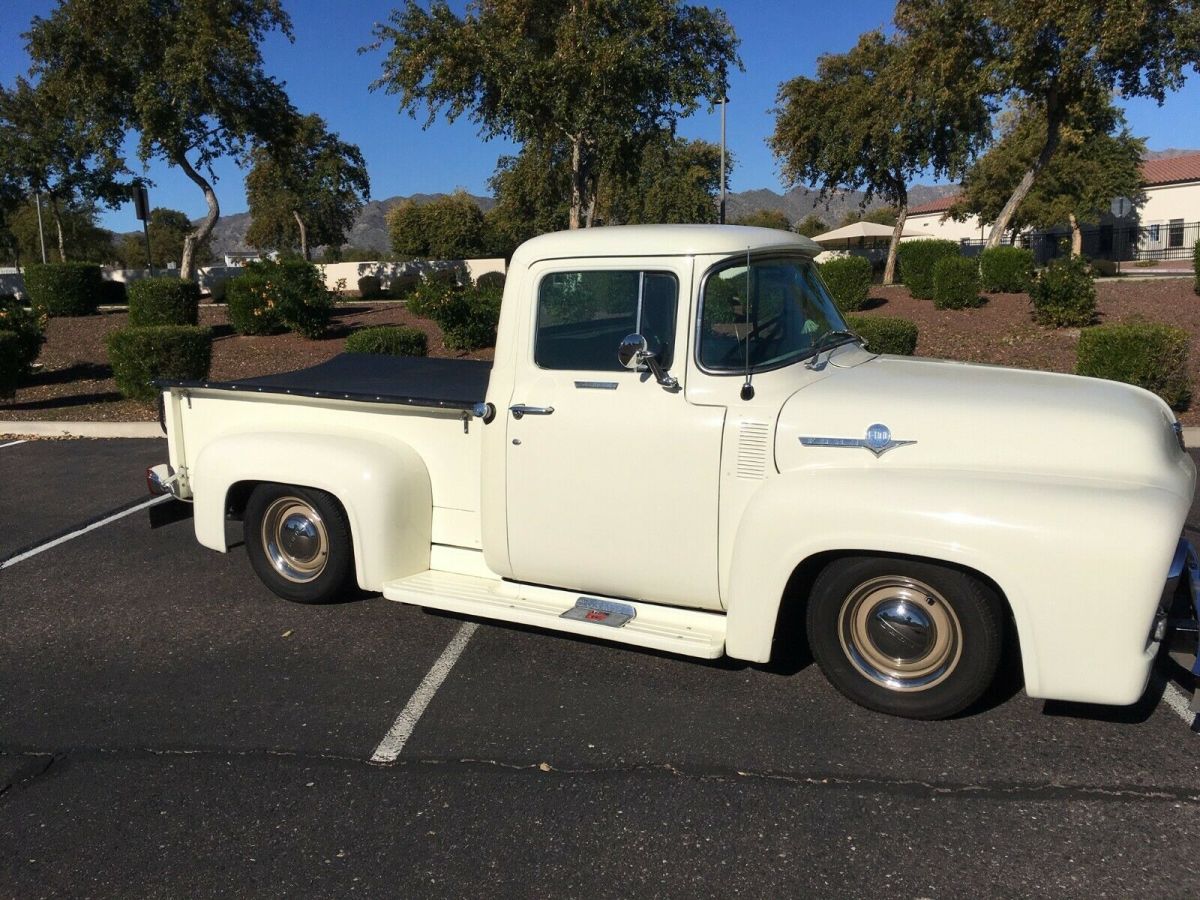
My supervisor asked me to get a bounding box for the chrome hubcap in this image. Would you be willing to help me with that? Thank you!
[837,576,962,692]
[261,497,329,583]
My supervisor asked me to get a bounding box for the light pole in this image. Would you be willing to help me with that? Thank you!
[718,62,727,225]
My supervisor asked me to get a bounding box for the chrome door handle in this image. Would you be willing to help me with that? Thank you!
[509,404,555,419]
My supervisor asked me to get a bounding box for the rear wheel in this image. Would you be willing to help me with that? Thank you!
[806,556,1003,719]
[244,483,354,604]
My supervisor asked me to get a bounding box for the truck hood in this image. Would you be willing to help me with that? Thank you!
[775,355,1194,494]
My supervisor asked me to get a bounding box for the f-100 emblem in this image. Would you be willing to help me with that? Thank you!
[799,423,917,458]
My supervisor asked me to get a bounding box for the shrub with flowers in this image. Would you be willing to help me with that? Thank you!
[225,259,333,338]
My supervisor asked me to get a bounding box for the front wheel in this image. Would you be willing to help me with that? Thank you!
[244,483,354,604]
[806,556,1004,719]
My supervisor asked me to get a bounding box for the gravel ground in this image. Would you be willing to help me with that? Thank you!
[2,276,1197,423]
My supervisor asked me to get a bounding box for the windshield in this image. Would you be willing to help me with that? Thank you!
[697,255,851,373]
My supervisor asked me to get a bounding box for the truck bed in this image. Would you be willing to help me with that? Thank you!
[161,353,492,412]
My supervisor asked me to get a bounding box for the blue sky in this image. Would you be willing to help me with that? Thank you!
[3,0,1199,232]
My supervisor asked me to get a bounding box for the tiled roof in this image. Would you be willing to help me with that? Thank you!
[1141,152,1200,186]
[908,195,960,216]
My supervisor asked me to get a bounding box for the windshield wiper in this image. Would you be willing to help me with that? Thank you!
[805,329,862,369]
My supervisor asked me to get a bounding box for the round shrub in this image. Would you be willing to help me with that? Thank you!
[205,276,230,303]
[386,274,421,299]
[1076,322,1190,410]
[105,325,213,402]
[24,263,103,316]
[98,278,128,307]
[226,272,283,335]
[818,255,873,312]
[979,246,1034,293]
[405,278,456,319]
[226,259,332,338]
[345,325,428,357]
[357,275,383,299]
[0,331,20,399]
[0,295,46,374]
[475,271,506,290]
[845,315,918,356]
[897,239,960,300]
[128,277,200,326]
[932,256,983,310]
[432,283,503,351]
[1030,256,1096,328]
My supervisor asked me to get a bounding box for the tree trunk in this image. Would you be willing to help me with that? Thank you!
[569,136,584,229]
[49,197,66,262]
[293,210,309,260]
[984,105,1062,249]
[1068,213,1083,257]
[174,152,220,281]
[884,195,908,287]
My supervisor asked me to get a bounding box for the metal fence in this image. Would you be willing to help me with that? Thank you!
[961,220,1200,266]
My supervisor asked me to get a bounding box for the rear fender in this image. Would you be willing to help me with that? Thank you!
[191,432,432,591]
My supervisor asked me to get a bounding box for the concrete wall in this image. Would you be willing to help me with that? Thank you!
[902,211,988,242]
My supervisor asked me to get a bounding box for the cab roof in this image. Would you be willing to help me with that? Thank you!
[511,224,821,266]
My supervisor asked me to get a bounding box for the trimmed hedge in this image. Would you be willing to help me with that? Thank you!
[845,315,918,356]
[98,278,128,307]
[1076,322,1191,410]
[226,259,332,338]
[0,331,19,399]
[387,274,421,299]
[345,325,428,357]
[979,246,1034,293]
[0,295,46,374]
[433,283,503,351]
[357,275,383,299]
[24,263,103,316]
[819,256,872,312]
[475,271,506,290]
[932,256,983,309]
[128,277,200,326]
[897,239,960,300]
[1030,256,1096,327]
[105,325,213,402]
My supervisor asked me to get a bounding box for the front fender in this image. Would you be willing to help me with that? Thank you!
[724,468,1189,704]
[191,431,432,591]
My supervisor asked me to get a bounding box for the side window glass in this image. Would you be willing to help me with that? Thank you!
[536,271,678,371]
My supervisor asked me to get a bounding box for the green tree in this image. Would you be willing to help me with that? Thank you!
[794,214,829,238]
[0,77,128,262]
[6,198,113,265]
[897,0,1200,249]
[371,0,739,229]
[117,207,213,270]
[245,114,370,260]
[599,134,727,226]
[485,143,572,256]
[771,29,988,284]
[26,0,298,281]
[950,100,1146,256]
[388,191,488,259]
[733,209,791,230]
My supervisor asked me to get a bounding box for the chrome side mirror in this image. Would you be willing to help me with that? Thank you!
[618,333,678,390]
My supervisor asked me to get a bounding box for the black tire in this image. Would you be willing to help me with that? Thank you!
[806,556,1003,719]
[244,483,354,604]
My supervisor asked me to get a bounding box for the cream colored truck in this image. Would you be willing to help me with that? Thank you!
[150,225,1200,720]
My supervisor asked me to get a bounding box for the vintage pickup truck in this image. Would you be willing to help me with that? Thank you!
[150,225,1200,720]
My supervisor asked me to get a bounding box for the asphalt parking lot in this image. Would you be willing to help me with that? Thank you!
[2,437,1199,898]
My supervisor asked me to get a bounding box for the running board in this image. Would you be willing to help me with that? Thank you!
[382,570,726,659]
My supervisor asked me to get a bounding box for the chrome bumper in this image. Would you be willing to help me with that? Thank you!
[146,463,185,500]
[1162,539,1200,710]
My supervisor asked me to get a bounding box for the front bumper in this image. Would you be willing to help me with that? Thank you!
[1161,539,1200,710]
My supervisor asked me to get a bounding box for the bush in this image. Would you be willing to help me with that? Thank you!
[98,278,128,307]
[0,295,46,374]
[357,275,383,299]
[386,274,421,299]
[897,239,960,300]
[345,325,428,357]
[1194,241,1199,296]
[819,256,872,312]
[431,283,503,351]
[127,277,200,326]
[475,271,506,290]
[105,325,213,402]
[932,256,983,310]
[24,263,103,316]
[0,331,20,399]
[845,315,918,356]
[1076,322,1191,409]
[406,278,456,319]
[979,246,1034,293]
[1030,256,1096,327]
[226,259,332,338]
[205,277,230,303]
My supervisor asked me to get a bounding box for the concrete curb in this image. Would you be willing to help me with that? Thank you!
[0,421,163,439]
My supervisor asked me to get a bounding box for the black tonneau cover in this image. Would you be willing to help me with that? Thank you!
[160,353,492,412]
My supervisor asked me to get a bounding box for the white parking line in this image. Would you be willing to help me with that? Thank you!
[1162,680,1198,732]
[0,495,171,570]
[0,439,29,449]
[371,621,480,764]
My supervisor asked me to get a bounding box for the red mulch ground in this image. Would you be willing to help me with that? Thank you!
[3,277,1198,423]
